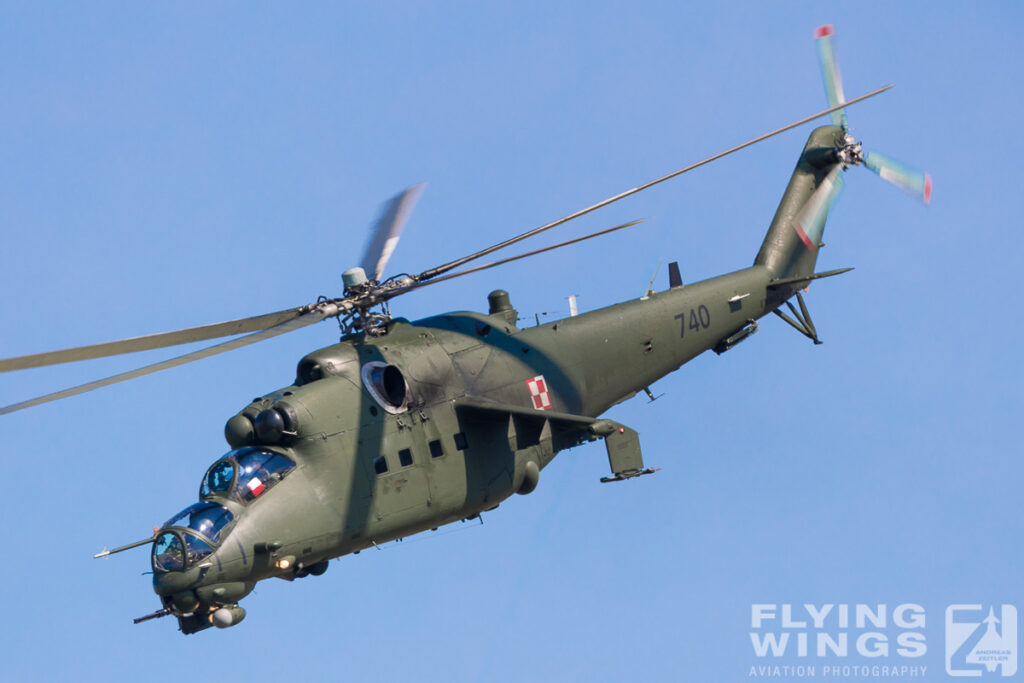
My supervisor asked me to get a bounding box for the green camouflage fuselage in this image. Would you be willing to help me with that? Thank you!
[153,125,845,632]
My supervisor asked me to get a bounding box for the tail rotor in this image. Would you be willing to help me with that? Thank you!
[763,26,931,283]
[811,24,931,204]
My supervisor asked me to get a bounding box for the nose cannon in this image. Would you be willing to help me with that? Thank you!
[148,577,256,634]
[134,602,248,634]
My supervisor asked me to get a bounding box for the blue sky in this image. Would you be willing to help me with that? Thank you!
[1,3,1021,681]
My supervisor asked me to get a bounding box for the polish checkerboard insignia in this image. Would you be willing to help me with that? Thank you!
[526,375,552,410]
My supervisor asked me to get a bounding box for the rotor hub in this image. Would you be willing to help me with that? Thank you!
[835,133,864,170]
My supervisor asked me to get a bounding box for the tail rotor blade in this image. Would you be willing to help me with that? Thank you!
[863,151,932,204]
[792,166,844,250]
[360,183,426,281]
[814,25,848,130]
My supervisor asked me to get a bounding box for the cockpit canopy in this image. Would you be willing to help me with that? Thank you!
[165,502,234,543]
[201,447,296,503]
[153,502,234,572]
[152,448,296,573]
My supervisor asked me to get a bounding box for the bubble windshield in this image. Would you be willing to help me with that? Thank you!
[235,448,296,502]
[201,447,296,503]
[164,502,234,544]
[183,533,214,565]
[201,459,234,497]
[153,530,216,573]
[153,532,184,572]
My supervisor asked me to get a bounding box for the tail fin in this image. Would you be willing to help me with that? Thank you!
[754,125,845,279]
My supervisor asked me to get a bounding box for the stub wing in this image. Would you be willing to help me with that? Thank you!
[452,397,654,482]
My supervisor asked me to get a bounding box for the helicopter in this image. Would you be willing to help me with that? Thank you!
[0,26,929,634]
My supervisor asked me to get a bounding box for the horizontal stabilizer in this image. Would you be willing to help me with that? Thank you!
[767,267,853,290]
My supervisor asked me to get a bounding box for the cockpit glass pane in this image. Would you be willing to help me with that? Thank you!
[235,448,296,503]
[201,460,235,497]
[183,533,214,565]
[153,532,184,572]
[165,502,234,544]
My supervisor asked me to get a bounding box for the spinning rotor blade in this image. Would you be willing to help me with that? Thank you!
[361,183,425,281]
[415,85,891,284]
[814,25,848,129]
[0,307,312,373]
[388,219,646,297]
[0,302,343,415]
[863,151,932,204]
[810,26,931,205]
[792,166,844,250]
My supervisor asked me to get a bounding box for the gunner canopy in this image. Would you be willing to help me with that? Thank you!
[153,502,234,572]
[164,502,234,544]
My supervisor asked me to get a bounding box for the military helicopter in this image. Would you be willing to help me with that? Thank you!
[1,26,929,634]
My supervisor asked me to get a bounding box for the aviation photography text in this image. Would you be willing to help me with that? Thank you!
[749,603,928,679]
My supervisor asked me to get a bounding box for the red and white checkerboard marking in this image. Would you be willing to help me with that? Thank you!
[526,375,552,410]
[247,476,266,497]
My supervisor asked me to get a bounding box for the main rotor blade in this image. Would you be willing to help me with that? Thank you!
[863,150,932,204]
[0,302,342,415]
[792,166,844,250]
[387,219,645,298]
[0,307,313,373]
[415,85,892,283]
[814,25,848,129]
[360,183,425,281]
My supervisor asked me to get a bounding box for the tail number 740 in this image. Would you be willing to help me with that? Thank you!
[674,306,710,338]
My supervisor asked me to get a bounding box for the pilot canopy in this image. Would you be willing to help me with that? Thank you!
[201,447,296,503]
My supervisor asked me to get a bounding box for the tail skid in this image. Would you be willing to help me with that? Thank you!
[767,268,853,344]
[774,291,822,344]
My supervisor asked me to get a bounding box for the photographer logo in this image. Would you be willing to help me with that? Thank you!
[946,605,1017,677]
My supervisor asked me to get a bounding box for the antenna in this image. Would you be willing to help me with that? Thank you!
[642,261,662,299]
